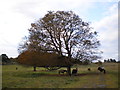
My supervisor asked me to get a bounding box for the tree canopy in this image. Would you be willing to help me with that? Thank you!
[18,11,101,61]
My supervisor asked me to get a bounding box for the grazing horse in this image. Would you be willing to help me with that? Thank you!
[98,66,106,74]
[72,68,78,75]
[16,67,18,70]
[88,68,91,71]
[58,70,67,74]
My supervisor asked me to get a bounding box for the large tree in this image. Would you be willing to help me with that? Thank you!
[18,11,101,75]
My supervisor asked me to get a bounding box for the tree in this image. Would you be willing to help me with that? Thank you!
[18,11,101,75]
[104,59,107,62]
[113,59,116,62]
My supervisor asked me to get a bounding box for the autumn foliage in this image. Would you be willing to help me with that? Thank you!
[18,51,73,67]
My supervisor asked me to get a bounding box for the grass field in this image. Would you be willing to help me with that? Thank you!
[2,63,119,88]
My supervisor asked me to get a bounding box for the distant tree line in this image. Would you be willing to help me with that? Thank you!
[104,58,117,63]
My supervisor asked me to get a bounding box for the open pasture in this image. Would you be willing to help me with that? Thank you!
[2,63,119,88]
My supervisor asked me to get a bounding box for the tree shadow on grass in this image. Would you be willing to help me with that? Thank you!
[14,72,47,78]
[14,72,100,78]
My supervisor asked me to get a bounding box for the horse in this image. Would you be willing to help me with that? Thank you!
[98,66,106,74]
[58,70,67,74]
[72,68,78,75]
[88,68,91,71]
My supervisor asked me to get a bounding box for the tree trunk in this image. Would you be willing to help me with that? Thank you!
[33,66,36,71]
[67,66,71,76]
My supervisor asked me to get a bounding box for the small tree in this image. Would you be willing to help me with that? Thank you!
[1,54,11,65]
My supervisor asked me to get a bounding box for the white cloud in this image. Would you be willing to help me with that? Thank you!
[94,14,118,42]
[12,0,94,20]
[0,0,34,57]
[104,3,118,16]
[92,3,118,60]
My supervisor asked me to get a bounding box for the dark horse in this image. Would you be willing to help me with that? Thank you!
[72,68,78,75]
[98,66,106,74]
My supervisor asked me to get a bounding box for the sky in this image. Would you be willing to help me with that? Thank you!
[0,0,119,61]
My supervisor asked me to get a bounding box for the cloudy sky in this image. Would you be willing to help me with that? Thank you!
[0,0,119,61]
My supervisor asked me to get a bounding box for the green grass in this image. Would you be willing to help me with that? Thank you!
[2,63,119,88]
